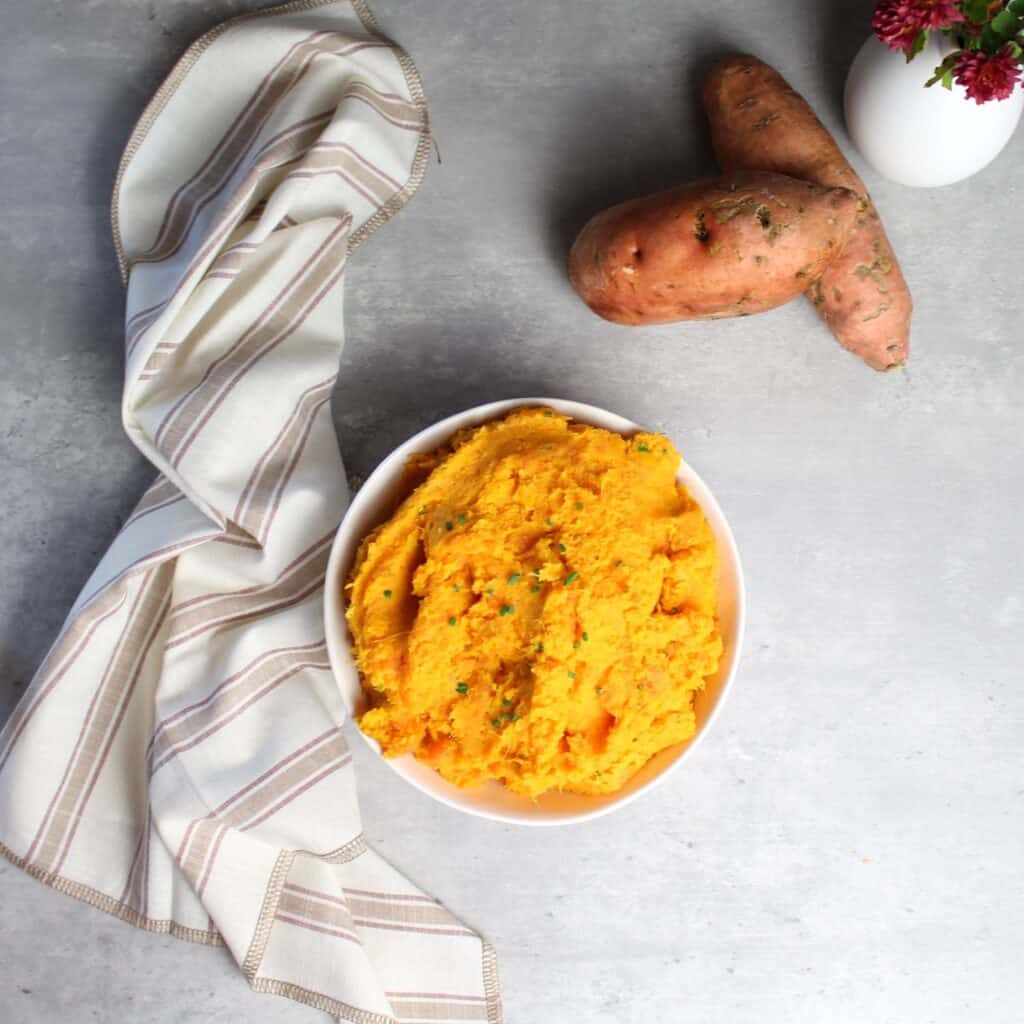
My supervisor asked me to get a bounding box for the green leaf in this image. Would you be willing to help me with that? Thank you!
[906,29,929,63]
[991,10,1022,40]
[963,0,991,23]
[1008,40,1024,59]
[978,18,1018,54]
[1010,0,1024,16]
[925,55,957,88]
[941,67,954,90]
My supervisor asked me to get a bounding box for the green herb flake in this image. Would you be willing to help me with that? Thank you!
[575,501,584,510]
[492,718,502,728]
[573,641,581,649]
[502,698,512,706]
[568,671,576,679]
[486,588,495,595]
[535,643,544,653]
[383,589,393,599]
[417,507,427,517]
[563,571,579,586]
[452,584,461,592]
[546,518,555,527]
[637,444,651,453]
[508,573,521,586]
[582,631,589,642]
[558,543,567,553]
[531,585,541,593]
[544,411,554,418]
[448,617,458,626]
[596,687,605,695]
[457,513,468,522]
[444,520,454,531]
[512,714,521,722]
[501,712,513,721]
[499,604,515,617]
[456,682,469,695]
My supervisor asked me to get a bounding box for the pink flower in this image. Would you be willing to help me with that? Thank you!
[873,2,923,52]
[912,0,964,30]
[953,47,1023,104]
[872,0,964,53]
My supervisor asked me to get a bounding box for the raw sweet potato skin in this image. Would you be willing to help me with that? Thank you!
[702,55,912,370]
[568,171,859,326]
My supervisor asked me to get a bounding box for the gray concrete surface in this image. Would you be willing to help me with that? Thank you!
[2,1,1023,1021]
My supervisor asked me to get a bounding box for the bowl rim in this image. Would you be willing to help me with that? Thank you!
[324,397,746,826]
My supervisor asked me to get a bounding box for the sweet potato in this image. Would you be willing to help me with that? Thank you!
[703,55,912,370]
[568,171,858,326]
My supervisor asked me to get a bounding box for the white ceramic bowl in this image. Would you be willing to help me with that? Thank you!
[324,398,745,825]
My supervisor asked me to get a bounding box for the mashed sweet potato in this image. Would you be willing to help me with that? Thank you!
[345,407,722,798]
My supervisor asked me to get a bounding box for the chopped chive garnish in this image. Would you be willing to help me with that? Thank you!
[417,507,427,516]
[558,543,567,553]
[573,641,581,649]
[582,632,589,642]
[508,573,521,585]
[457,513,468,522]
[575,501,584,510]
[531,585,540,593]
[499,604,515,617]
[544,411,553,418]
[546,518,555,527]
[512,714,521,721]
[502,698,512,706]
[563,572,578,586]
[637,444,651,453]
[448,617,457,626]
[452,584,461,591]
[486,587,494,595]
[492,718,501,728]
[444,520,454,531]
[383,589,393,599]
[501,712,513,721]
[535,643,544,653]
[568,671,576,679]
[456,682,469,694]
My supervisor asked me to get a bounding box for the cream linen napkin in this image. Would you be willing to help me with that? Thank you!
[0,2,502,1021]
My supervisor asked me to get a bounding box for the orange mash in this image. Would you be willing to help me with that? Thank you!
[345,407,722,797]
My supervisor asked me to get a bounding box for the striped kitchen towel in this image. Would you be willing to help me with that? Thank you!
[0,2,502,1021]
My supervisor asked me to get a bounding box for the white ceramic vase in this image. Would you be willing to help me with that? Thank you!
[844,34,1024,187]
